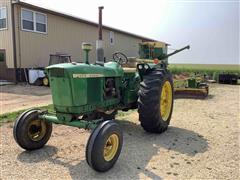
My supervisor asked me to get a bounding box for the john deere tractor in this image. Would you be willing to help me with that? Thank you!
[13,7,189,172]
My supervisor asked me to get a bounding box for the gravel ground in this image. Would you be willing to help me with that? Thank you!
[0,84,239,179]
[0,84,51,114]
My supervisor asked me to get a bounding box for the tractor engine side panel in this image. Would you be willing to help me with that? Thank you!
[49,68,77,107]
[71,77,103,105]
[121,72,140,107]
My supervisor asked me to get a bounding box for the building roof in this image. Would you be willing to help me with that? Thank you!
[12,0,168,44]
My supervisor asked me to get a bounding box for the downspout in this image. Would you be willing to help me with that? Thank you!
[11,2,17,83]
[16,6,23,81]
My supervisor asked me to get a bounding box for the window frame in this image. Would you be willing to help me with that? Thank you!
[21,8,48,34]
[0,6,7,31]
[21,8,34,32]
[110,31,115,46]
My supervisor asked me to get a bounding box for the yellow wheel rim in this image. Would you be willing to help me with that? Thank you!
[27,119,47,141]
[103,134,119,161]
[43,78,49,86]
[160,81,173,121]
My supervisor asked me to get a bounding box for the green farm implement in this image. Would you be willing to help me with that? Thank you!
[174,75,209,98]
[13,7,190,172]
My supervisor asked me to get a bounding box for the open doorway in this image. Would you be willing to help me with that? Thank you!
[0,49,7,80]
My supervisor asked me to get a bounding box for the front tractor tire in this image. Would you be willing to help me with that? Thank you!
[86,120,123,172]
[138,70,174,133]
[13,109,52,150]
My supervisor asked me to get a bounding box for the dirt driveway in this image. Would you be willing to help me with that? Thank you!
[0,84,52,114]
[0,84,239,179]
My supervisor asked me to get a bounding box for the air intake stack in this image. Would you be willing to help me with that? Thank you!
[96,6,104,66]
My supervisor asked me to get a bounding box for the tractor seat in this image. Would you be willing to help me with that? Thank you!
[122,67,136,73]
[122,57,137,73]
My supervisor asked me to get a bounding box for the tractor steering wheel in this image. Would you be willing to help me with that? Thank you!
[112,52,128,65]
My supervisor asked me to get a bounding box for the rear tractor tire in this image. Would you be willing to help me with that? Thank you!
[13,109,52,150]
[138,70,174,133]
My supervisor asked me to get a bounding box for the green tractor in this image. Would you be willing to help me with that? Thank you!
[13,7,189,172]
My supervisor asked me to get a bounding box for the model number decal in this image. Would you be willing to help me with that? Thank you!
[73,74,104,78]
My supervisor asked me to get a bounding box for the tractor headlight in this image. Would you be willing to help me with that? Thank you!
[82,43,92,51]
[144,64,149,69]
[138,65,143,69]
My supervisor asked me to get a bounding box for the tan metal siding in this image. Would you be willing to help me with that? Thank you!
[0,0,14,68]
[15,5,142,68]
[104,32,141,59]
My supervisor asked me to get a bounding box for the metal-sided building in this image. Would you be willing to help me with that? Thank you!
[0,0,155,82]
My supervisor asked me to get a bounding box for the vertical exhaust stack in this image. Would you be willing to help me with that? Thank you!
[96,6,104,66]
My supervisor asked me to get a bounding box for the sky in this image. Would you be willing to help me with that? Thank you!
[23,0,239,65]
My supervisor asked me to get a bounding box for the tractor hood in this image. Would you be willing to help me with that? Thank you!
[45,61,123,112]
[46,61,124,78]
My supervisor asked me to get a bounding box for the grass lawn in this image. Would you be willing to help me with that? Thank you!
[0,105,134,126]
[0,105,54,126]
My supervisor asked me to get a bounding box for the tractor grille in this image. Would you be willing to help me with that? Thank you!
[50,68,65,77]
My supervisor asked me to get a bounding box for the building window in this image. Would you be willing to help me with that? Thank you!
[22,9,34,31]
[110,31,114,45]
[21,8,47,33]
[0,7,7,30]
[0,50,5,62]
[36,13,47,32]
